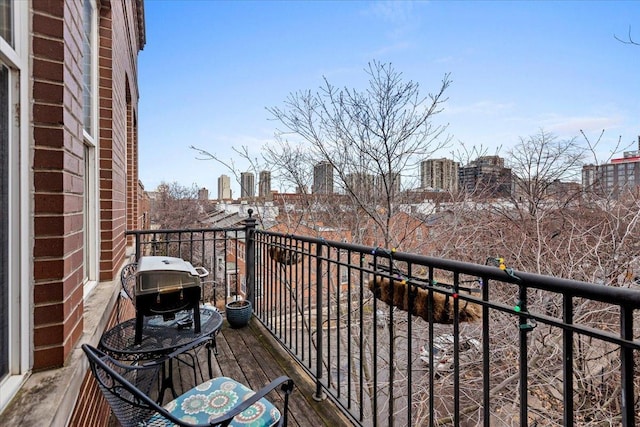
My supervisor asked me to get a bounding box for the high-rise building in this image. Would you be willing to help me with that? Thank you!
[198,187,209,200]
[582,142,640,197]
[421,158,459,192]
[240,172,255,199]
[313,161,333,194]
[217,174,231,200]
[375,173,401,197]
[458,156,512,197]
[259,170,272,200]
[345,172,375,195]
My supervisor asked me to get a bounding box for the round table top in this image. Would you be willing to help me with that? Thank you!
[99,307,223,361]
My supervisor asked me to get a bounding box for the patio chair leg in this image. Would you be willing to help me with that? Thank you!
[206,337,217,379]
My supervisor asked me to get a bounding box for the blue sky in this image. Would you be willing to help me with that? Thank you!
[138,0,639,196]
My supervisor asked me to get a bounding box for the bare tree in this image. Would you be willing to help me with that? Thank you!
[507,129,585,217]
[615,26,639,45]
[263,61,455,424]
[152,181,204,230]
[422,129,640,425]
[267,60,452,247]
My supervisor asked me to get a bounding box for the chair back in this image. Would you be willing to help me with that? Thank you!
[82,344,162,427]
[84,343,294,427]
[116,262,138,323]
[120,262,138,300]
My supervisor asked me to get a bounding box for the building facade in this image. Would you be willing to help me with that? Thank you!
[375,172,402,198]
[198,187,209,200]
[259,170,272,200]
[240,172,255,199]
[0,1,145,425]
[218,174,232,200]
[582,146,640,197]
[345,172,375,196]
[313,161,334,194]
[421,158,459,192]
[458,156,512,197]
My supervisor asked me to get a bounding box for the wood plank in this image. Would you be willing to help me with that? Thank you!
[172,317,354,427]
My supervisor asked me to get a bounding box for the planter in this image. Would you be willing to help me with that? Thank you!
[225,300,252,328]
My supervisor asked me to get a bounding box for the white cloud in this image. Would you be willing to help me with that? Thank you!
[538,114,624,136]
[369,41,412,57]
[367,1,418,26]
[434,56,456,64]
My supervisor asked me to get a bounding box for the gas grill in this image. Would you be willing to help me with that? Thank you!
[134,256,208,344]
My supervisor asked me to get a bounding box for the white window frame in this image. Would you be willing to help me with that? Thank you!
[0,0,30,413]
[82,0,99,298]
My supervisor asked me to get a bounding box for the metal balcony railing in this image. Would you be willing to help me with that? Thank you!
[127,217,640,427]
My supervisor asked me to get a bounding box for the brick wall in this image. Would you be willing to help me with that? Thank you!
[98,1,130,280]
[32,0,86,370]
[31,0,143,369]
[67,369,112,427]
[68,0,145,423]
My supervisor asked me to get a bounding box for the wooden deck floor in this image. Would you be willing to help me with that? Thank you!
[147,316,352,427]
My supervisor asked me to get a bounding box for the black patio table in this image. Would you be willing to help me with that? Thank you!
[99,307,223,403]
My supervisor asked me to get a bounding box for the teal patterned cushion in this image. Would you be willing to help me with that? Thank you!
[146,377,281,426]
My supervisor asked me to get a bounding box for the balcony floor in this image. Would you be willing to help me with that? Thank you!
[110,315,350,426]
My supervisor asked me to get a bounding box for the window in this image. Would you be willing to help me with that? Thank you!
[0,61,8,382]
[0,0,11,46]
[82,0,94,136]
[83,144,98,296]
[0,0,28,411]
[82,0,98,296]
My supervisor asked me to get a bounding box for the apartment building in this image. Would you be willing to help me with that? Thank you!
[218,174,232,200]
[459,156,512,197]
[240,171,255,199]
[259,170,272,200]
[376,172,402,197]
[421,158,459,192]
[313,161,334,194]
[583,143,640,197]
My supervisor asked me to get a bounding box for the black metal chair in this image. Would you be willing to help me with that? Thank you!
[83,344,294,427]
[116,262,138,324]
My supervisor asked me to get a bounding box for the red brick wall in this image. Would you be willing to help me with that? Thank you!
[68,306,126,427]
[31,0,143,371]
[32,0,86,370]
[68,0,145,423]
[98,2,125,279]
[67,369,111,427]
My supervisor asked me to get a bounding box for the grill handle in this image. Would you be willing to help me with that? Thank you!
[195,266,209,278]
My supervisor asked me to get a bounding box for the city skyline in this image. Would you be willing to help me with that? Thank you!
[201,146,640,201]
[138,1,639,196]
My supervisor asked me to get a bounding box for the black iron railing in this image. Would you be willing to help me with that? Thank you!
[126,226,248,307]
[127,217,640,427]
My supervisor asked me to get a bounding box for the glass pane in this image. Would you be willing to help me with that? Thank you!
[83,145,90,283]
[0,0,11,46]
[0,64,8,378]
[82,0,93,134]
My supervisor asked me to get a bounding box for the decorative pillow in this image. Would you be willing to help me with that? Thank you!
[145,377,281,427]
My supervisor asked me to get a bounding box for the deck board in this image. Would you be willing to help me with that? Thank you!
[148,315,352,427]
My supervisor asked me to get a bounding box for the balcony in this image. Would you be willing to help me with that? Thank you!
[124,214,640,426]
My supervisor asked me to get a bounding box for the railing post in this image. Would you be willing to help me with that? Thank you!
[518,285,530,427]
[313,241,326,401]
[244,209,256,307]
[620,305,635,427]
[562,295,574,427]
[132,231,141,261]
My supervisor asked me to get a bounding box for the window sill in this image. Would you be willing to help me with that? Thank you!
[0,278,117,425]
